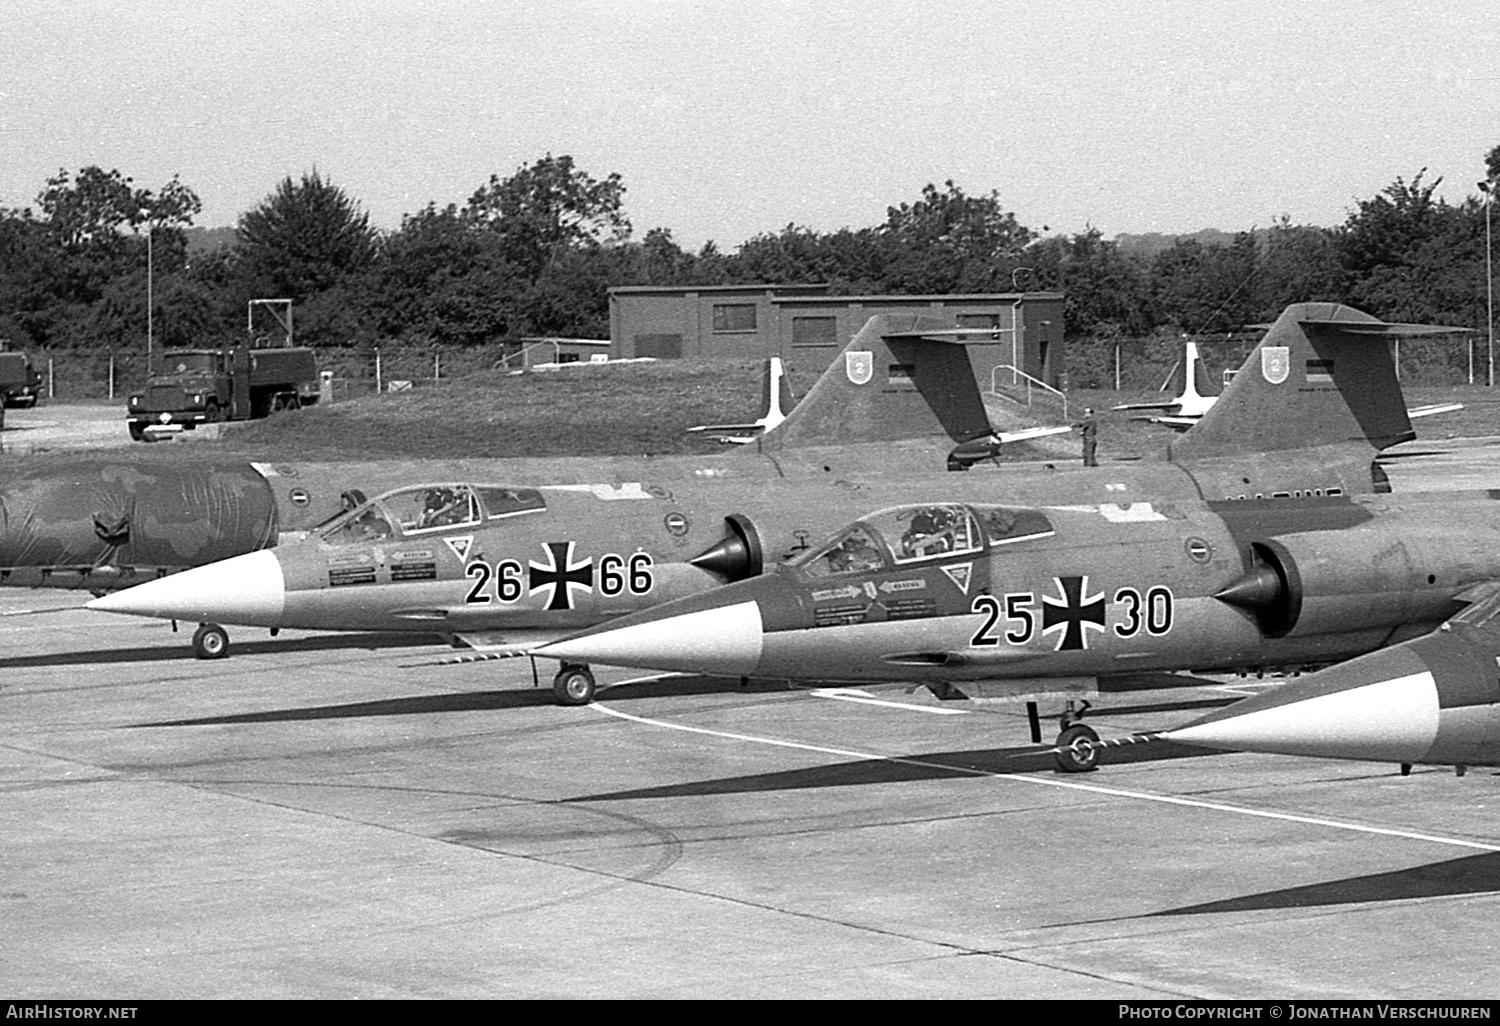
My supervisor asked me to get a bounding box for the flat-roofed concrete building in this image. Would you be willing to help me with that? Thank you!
[608,284,1066,389]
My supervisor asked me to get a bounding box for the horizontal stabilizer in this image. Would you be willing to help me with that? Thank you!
[1300,320,1471,337]
[1169,302,1455,463]
[1408,403,1464,419]
[759,313,1003,450]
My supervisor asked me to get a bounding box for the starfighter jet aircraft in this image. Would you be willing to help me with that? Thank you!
[89,304,1460,709]
[532,486,1500,767]
[4,312,1063,594]
[1152,588,1500,774]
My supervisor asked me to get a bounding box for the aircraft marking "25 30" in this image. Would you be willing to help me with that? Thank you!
[969,579,1174,651]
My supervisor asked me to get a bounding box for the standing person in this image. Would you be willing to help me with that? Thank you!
[1077,407,1098,467]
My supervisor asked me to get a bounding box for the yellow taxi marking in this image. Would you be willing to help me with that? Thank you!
[592,679,1500,855]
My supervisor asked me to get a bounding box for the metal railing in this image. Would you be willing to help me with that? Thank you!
[493,339,561,372]
[988,364,1067,418]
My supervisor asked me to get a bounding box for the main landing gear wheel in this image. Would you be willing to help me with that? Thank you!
[192,623,229,660]
[1054,724,1100,773]
[552,664,596,706]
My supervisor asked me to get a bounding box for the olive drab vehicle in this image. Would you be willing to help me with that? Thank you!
[0,351,42,408]
[126,341,320,441]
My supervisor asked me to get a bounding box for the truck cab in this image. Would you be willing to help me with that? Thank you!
[0,352,42,408]
[127,343,320,441]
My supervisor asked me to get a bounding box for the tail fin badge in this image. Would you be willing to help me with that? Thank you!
[845,351,873,385]
[1261,346,1290,385]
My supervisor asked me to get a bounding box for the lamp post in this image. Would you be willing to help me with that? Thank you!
[1480,180,1495,388]
[145,222,153,370]
[138,211,154,372]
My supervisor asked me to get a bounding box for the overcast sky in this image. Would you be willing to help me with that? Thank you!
[3,0,1496,248]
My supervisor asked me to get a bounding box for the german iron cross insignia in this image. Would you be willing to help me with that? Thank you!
[529,542,595,611]
[1040,575,1107,651]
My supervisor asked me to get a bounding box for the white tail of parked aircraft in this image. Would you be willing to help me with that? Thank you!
[1122,334,1462,432]
[1114,340,1219,427]
[687,357,793,444]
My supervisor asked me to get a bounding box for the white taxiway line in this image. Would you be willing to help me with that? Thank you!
[592,681,1500,855]
[809,688,969,715]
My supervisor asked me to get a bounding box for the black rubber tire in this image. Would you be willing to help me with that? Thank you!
[1054,724,1101,773]
[192,623,229,660]
[552,665,596,706]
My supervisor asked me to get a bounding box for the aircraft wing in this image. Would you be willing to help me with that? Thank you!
[453,628,573,657]
[946,425,1075,467]
[994,425,1073,444]
[0,564,188,591]
[1144,414,1201,431]
[686,423,764,435]
[1407,402,1464,419]
[1112,400,1180,412]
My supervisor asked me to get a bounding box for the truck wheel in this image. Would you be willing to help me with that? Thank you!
[191,623,229,660]
[204,402,222,422]
[128,423,146,442]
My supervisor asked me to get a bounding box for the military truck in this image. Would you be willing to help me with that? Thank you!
[0,352,42,408]
[127,343,320,441]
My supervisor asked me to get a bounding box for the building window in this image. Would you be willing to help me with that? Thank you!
[791,316,838,348]
[956,313,1004,331]
[712,304,757,332]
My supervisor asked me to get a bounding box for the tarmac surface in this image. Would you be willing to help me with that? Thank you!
[4,426,1500,998]
[1,403,224,452]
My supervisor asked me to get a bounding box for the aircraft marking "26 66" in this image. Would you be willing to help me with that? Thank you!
[969,578,1174,651]
[464,547,654,609]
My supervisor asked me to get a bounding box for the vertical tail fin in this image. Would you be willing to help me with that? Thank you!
[1180,340,1222,404]
[1169,302,1443,463]
[760,357,791,431]
[758,314,997,450]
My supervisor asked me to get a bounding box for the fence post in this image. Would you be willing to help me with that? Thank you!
[109,353,115,400]
[374,348,382,394]
[47,357,54,399]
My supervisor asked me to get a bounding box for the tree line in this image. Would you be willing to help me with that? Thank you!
[1,147,1497,384]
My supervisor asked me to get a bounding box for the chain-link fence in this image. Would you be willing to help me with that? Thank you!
[24,342,525,402]
[1066,333,1482,392]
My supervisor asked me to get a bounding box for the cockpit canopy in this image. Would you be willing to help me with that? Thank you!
[319,483,546,545]
[794,503,1055,578]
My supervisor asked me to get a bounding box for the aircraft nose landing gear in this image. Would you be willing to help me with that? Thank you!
[552,663,596,706]
[1054,723,1101,773]
[1033,698,1098,773]
[192,622,229,660]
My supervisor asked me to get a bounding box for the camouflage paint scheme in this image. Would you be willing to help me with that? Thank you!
[0,461,277,589]
[109,301,1437,539]
[1162,588,1500,769]
[87,304,1453,659]
[534,490,1500,695]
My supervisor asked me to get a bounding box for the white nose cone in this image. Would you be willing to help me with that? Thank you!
[537,600,764,676]
[86,550,286,626]
[1164,671,1441,762]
